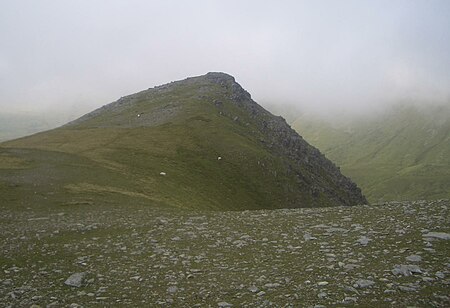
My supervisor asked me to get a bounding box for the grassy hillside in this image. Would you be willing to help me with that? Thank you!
[292,105,450,202]
[1,73,366,211]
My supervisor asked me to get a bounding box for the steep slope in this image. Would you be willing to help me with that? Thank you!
[292,105,450,202]
[1,73,366,210]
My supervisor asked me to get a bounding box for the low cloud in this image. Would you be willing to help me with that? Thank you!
[1,0,449,120]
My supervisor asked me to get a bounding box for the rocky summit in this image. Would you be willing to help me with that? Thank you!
[1,72,365,210]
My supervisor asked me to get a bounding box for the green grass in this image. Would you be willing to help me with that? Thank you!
[292,105,450,202]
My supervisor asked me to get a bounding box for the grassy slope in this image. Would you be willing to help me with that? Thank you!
[292,105,450,202]
[1,75,345,210]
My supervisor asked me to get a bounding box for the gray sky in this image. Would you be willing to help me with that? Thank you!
[1,0,449,119]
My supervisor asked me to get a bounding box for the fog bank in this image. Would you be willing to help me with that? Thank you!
[1,0,449,120]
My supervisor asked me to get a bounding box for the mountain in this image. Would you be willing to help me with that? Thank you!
[292,105,450,203]
[0,72,366,210]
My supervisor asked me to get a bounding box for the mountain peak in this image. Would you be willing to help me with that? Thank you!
[204,72,236,83]
[3,73,366,209]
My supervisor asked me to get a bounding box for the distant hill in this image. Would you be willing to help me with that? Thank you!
[292,105,450,202]
[0,112,65,142]
[0,72,366,210]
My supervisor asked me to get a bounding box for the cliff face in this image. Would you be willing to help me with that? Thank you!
[204,72,367,206]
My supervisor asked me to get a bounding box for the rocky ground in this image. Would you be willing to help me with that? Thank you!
[0,200,449,307]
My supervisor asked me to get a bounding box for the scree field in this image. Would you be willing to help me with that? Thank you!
[1,199,449,307]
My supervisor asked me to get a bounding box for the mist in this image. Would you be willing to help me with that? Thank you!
[1,0,449,122]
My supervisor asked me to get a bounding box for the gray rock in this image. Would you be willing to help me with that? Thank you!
[343,285,360,294]
[218,302,233,307]
[423,232,450,240]
[356,236,370,246]
[64,272,86,288]
[304,233,316,241]
[343,297,357,304]
[391,264,422,276]
[436,271,445,279]
[434,295,449,301]
[406,254,422,262]
[398,285,417,292]
[167,286,178,294]
[343,264,359,271]
[264,282,281,288]
[354,279,375,288]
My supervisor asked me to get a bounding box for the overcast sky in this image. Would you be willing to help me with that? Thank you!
[1,0,449,119]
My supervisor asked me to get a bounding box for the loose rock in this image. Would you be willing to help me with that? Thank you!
[64,272,86,288]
